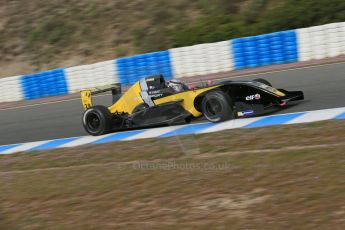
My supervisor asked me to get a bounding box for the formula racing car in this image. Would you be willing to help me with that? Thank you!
[80,75,304,135]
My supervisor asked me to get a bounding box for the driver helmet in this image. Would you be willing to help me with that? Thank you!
[167,79,185,92]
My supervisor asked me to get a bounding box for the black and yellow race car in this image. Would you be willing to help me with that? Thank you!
[80,75,304,135]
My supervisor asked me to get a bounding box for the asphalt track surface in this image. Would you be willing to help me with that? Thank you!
[0,62,344,145]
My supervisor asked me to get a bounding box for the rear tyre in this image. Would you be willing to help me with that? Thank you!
[201,91,234,122]
[82,105,113,136]
[254,78,272,87]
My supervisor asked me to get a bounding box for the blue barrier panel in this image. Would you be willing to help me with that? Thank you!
[20,68,68,100]
[231,30,298,70]
[116,51,173,85]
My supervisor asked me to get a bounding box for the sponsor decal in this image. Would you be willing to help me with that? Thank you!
[146,78,155,82]
[148,89,161,94]
[238,110,254,117]
[245,94,261,101]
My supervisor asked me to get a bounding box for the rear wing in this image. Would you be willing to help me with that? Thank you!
[80,83,121,110]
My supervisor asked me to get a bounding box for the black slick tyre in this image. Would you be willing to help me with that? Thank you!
[201,91,234,122]
[82,105,113,136]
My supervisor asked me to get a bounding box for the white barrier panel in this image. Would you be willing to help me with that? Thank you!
[65,60,118,93]
[0,76,23,103]
[297,22,345,61]
[170,41,233,78]
[325,23,343,57]
[339,22,345,54]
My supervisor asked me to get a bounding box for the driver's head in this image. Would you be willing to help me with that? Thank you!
[167,79,184,92]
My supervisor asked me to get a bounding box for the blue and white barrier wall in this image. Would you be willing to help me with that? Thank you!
[0,22,344,103]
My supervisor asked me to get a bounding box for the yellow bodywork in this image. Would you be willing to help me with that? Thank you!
[109,83,219,117]
[81,90,92,110]
[108,82,144,114]
[153,86,219,117]
[80,81,220,117]
[272,89,285,97]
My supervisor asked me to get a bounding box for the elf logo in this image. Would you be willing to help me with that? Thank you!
[246,94,261,101]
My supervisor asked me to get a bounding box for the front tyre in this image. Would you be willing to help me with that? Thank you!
[201,91,234,122]
[82,105,113,136]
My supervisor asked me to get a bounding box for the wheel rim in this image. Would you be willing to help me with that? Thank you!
[205,98,222,118]
[86,113,101,131]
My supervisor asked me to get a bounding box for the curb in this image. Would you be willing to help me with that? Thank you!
[1,107,344,155]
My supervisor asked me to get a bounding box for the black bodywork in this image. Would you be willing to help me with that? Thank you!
[213,80,304,118]
[120,78,304,128]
